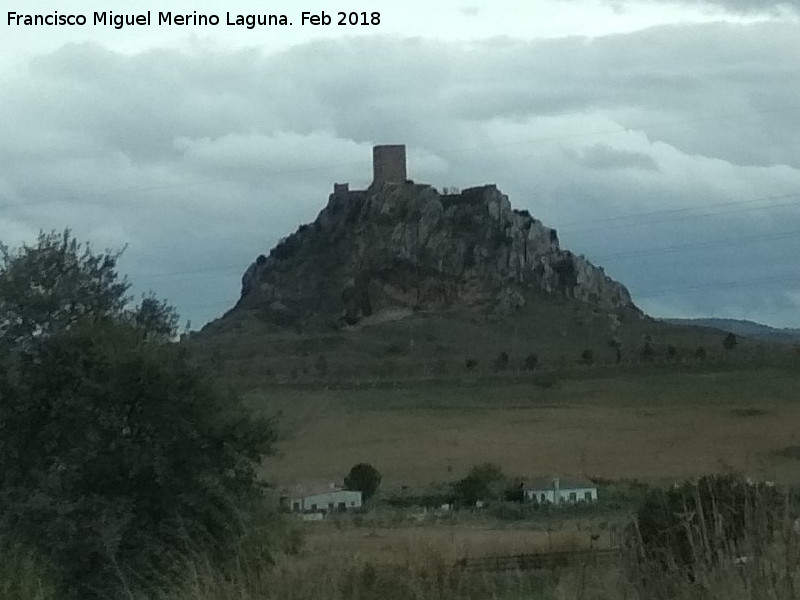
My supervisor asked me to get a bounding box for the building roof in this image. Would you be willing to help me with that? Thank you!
[523,476,596,491]
[280,481,361,498]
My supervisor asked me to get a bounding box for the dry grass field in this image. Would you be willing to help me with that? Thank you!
[253,366,800,489]
[298,519,612,564]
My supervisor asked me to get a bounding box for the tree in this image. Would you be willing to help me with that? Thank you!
[723,332,738,351]
[465,358,478,372]
[344,463,382,501]
[314,354,328,376]
[579,348,594,365]
[0,232,277,598]
[493,351,510,372]
[524,353,539,371]
[0,230,129,349]
[694,346,707,360]
[454,463,506,506]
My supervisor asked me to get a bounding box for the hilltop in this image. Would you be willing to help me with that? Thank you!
[192,145,758,389]
[206,145,639,337]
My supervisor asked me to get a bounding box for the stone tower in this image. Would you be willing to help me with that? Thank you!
[372,145,407,184]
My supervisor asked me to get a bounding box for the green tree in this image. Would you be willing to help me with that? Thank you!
[493,351,510,372]
[0,230,127,343]
[344,463,382,501]
[0,232,277,598]
[579,348,594,365]
[723,332,738,351]
[314,354,328,376]
[454,463,506,506]
[524,353,539,371]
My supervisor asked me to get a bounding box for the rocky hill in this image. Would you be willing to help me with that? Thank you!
[230,169,639,331]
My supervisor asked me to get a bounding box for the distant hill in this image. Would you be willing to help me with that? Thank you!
[663,318,800,344]
[192,146,748,382]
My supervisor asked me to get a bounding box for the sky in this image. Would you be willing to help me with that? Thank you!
[2,0,800,329]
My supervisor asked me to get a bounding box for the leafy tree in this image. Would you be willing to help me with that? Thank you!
[607,338,623,364]
[723,332,738,351]
[454,463,506,505]
[0,232,277,598]
[344,463,382,501]
[314,354,328,376]
[640,341,656,361]
[130,293,179,341]
[493,351,510,372]
[524,353,539,371]
[579,348,594,365]
[0,230,128,349]
[694,346,707,360]
[667,345,677,360]
[465,358,478,372]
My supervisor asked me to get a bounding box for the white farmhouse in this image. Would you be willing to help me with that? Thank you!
[523,477,597,505]
[280,483,362,515]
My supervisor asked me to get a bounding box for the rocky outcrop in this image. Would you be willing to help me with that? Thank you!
[234,181,640,328]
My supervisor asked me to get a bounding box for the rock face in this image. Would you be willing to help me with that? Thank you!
[236,182,640,328]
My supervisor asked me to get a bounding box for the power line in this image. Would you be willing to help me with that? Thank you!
[557,191,800,230]
[593,227,800,262]
[559,193,800,234]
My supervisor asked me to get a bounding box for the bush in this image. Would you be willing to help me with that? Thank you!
[635,474,781,574]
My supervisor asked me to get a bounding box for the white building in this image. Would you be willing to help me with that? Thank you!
[523,477,597,505]
[280,483,362,515]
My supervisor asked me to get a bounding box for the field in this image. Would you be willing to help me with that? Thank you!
[190,306,800,600]
[252,364,800,489]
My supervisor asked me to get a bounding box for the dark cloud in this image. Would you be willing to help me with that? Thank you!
[2,21,800,327]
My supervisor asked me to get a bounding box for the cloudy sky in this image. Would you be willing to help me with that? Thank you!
[2,0,800,328]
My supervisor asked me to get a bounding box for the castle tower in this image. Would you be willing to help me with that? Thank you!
[372,145,407,184]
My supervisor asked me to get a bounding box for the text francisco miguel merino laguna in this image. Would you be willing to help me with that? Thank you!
[7,11,301,29]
